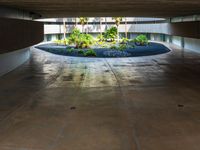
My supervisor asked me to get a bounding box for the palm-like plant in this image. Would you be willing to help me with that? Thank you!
[112,17,122,42]
[79,17,89,33]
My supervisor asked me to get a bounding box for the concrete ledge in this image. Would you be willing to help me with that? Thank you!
[0,47,30,76]
[0,18,43,54]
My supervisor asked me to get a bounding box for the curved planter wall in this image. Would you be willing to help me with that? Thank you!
[0,47,30,76]
[0,17,43,76]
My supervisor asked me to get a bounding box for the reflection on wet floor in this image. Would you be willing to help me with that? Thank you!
[0,44,200,150]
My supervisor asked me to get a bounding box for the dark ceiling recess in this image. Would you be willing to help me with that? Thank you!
[1,0,200,18]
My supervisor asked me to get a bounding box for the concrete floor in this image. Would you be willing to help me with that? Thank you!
[0,43,200,150]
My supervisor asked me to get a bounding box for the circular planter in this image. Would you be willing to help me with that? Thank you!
[35,42,170,58]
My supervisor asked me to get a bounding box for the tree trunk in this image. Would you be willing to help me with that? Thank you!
[63,19,66,40]
[105,17,107,30]
[63,18,67,45]
[86,21,88,34]
[100,17,102,40]
[125,17,128,39]
[82,25,84,33]
[117,25,119,42]
[75,18,77,27]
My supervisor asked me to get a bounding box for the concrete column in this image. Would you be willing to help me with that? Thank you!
[0,7,43,76]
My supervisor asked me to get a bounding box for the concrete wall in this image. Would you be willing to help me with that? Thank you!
[150,34,164,42]
[171,36,182,47]
[0,18,43,54]
[184,38,200,53]
[39,17,165,23]
[169,15,200,52]
[0,6,32,20]
[44,23,169,35]
[0,47,30,76]
[0,6,41,20]
[0,7,43,76]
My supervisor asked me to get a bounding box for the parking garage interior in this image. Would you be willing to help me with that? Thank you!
[0,1,200,150]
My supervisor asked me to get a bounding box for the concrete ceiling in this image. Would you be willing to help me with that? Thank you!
[1,0,200,18]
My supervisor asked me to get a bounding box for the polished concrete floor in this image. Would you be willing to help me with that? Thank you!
[0,44,200,150]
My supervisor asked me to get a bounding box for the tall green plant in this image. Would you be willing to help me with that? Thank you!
[112,17,122,42]
[77,34,94,48]
[68,28,94,48]
[68,28,81,45]
[104,27,118,42]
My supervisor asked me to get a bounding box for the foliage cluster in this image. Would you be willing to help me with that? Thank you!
[103,27,118,42]
[133,34,149,46]
[54,39,68,45]
[84,49,97,57]
[68,28,94,48]
[120,38,129,44]
[112,17,123,27]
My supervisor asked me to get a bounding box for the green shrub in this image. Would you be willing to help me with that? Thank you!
[118,44,127,51]
[62,38,68,45]
[131,45,135,48]
[121,38,129,44]
[54,40,61,45]
[78,49,84,54]
[103,27,117,42]
[110,45,118,50]
[111,41,117,44]
[109,44,127,51]
[84,49,97,57]
[67,48,74,53]
[54,39,68,45]
[68,28,81,45]
[97,34,104,41]
[68,28,94,49]
[76,34,94,48]
[97,41,104,45]
[134,34,149,46]
[97,41,109,48]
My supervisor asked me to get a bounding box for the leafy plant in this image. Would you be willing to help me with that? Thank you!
[68,28,94,49]
[54,40,62,45]
[97,41,104,45]
[118,44,127,51]
[103,27,118,42]
[76,34,94,48]
[67,48,74,53]
[78,49,84,54]
[121,38,129,44]
[84,49,97,57]
[63,38,68,45]
[112,17,123,27]
[109,44,127,51]
[68,28,81,45]
[111,41,117,44]
[54,39,68,45]
[134,34,149,46]
[96,41,107,48]
[131,45,135,48]
[97,34,104,41]
[112,17,123,42]
[110,45,118,50]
